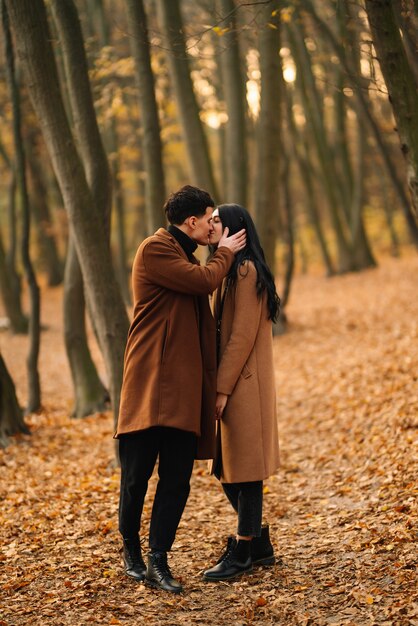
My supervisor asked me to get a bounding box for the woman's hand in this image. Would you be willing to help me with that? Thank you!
[215,393,229,420]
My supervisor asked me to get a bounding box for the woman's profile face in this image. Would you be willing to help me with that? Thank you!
[209,208,223,245]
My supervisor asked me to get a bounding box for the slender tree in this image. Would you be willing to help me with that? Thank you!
[0,229,28,333]
[26,128,63,287]
[0,140,28,335]
[287,15,353,272]
[285,86,335,275]
[63,233,109,417]
[50,0,117,416]
[88,0,132,300]
[125,0,166,232]
[216,0,248,205]
[2,0,41,411]
[0,142,19,291]
[301,0,418,244]
[0,353,29,448]
[253,1,282,272]
[5,0,130,422]
[365,0,418,220]
[157,0,219,198]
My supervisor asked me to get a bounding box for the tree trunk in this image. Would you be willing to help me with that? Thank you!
[302,0,418,243]
[5,0,130,423]
[287,18,353,272]
[2,0,41,412]
[64,233,109,417]
[275,157,295,336]
[216,0,248,206]
[108,118,132,305]
[253,2,282,272]
[0,229,28,333]
[0,353,29,448]
[50,0,122,414]
[376,163,401,257]
[343,0,376,269]
[286,91,335,275]
[157,0,219,199]
[85,0,132,303]
[125,0,166,233]
[50,0,131,417]
[0,137,27,333]
[26,129,63,287]
[50,0,112,230]
[392,0,418,86]
[365,0,418,220]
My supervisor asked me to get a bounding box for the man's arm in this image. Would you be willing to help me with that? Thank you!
[142,240,233,295]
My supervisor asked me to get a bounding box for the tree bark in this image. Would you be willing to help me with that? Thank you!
[285,88,335,275]
[365,0,418,220]
[50,0,125,415]
[0,352,29,448]
[125,0,166,233]
[287,18,353,272]
[343,1,376,269]
[157,0,219,199]
[2,0,41,412]
[85,0,131,303]
[253,2,282,272]
[0,124,27,334]
[5,0,129,422]
[392,0,418,85]
[64,233,109,417]
[216,0,248,205]
[302,0,418,243]
[107,118,132,305]
[50,0,112,230]
[0,229,28,333]
[26,129,63,287]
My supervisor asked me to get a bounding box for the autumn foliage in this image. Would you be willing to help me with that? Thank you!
[0,253,417,625]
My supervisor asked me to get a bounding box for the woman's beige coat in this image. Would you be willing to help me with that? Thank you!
[115,228,234,459]
[209,261,280,483]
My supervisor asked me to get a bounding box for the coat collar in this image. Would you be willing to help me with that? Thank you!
[167,225,198,260]
[154,227,200,265]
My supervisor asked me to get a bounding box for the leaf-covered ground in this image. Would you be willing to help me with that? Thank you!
[1,253,417,626]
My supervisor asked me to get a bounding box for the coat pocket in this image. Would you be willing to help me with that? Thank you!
[240,363,252,379]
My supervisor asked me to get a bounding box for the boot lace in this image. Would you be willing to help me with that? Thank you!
[153,552,173,580]
[217,537,237,565]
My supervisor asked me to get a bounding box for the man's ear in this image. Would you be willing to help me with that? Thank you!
[189,216,197,229]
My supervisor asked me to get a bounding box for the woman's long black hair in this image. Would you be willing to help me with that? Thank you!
[216,204,281,322]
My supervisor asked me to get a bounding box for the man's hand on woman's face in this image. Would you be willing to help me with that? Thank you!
[218,227,246,254]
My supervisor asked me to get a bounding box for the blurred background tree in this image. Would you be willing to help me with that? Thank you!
[0,0,417,434]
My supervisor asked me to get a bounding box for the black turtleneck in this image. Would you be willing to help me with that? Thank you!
[167,224,198,261]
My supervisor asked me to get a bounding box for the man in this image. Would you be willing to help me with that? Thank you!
[115,185,246,593]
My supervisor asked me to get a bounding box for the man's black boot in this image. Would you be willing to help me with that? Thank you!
[122,537,146,581]
[203,538,252,581]
[251,525,276,566]
[146,551,183,593]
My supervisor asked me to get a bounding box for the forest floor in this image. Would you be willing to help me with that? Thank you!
[0,252,417,626]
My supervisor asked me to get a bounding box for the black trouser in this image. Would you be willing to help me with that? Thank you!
[222,481,263,537]
[118,426,197,552]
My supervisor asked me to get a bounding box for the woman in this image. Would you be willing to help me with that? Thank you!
[203,204,281,582]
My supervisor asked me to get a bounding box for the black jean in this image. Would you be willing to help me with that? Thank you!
[118,426,197,552]
[222,480,263,537]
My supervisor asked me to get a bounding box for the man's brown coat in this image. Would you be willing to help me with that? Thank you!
[115,228,234,459]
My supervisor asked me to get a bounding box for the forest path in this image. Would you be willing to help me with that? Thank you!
[1,253,417,625]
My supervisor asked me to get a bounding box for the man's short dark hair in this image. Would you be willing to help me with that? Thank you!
[164,185,215,225]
